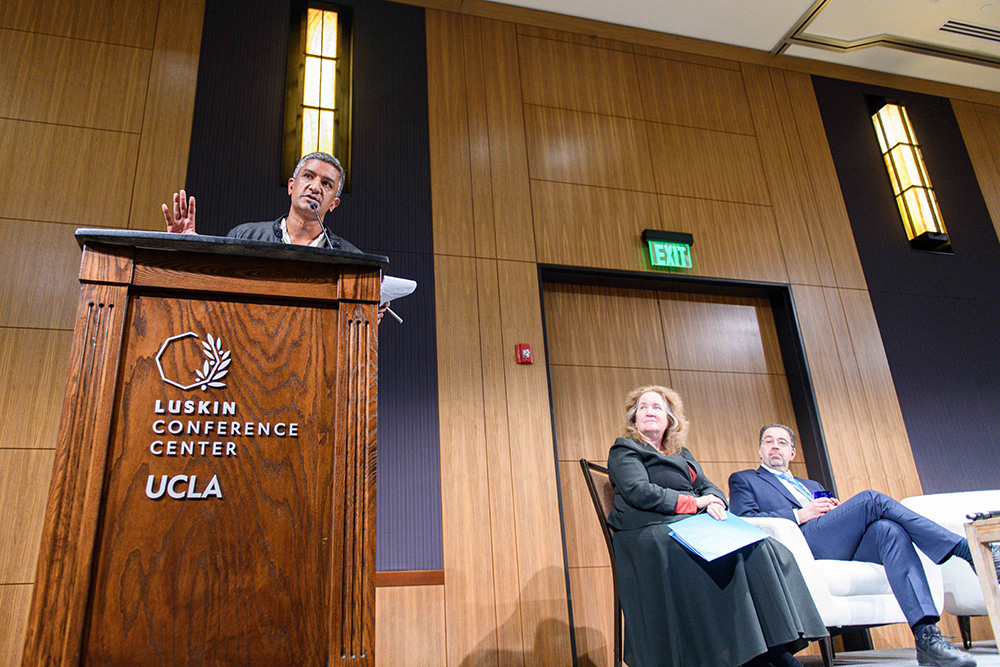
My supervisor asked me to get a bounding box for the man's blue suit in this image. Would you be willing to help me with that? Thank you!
[728,467,962,627]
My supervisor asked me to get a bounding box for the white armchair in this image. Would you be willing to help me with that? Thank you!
[745,516,945,666]
[901,490,1000,647]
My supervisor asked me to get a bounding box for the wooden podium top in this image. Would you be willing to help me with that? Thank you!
[75,228,389,269]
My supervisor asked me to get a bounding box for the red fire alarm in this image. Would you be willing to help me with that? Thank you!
[515,343,533,364]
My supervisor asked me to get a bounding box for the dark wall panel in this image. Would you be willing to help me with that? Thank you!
[812,75,1000,493]
[187,0,442,570]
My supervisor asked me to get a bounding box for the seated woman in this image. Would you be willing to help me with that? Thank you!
[608,385,826,667]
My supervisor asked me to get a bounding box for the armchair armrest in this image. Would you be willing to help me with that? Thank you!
[744,516,815,564]
[743,516,836,616]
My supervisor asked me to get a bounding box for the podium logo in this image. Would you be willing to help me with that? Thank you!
[156,332,232,391]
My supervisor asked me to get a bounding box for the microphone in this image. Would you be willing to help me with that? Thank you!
[309,201,337,249]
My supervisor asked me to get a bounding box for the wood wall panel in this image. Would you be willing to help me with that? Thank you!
[559,461,610,569]
[632,43,742,71]
[524,105,655,192]
[0,220,82,330]
[659,293,783,374]
[0,449,55,582]
[767,68,843,287]
[480,19,536,261]
[656,195,788,283]
[742,64,831,287]
[0,29,149,132]
[780,70,869,290]
[635,55,755,134]
[434,254,501,666]
[790,285,869,499]
[0,0,158,48]
[567,567,616,667]
[517,24,634,53]
[811,287,892,495]
[839,288,922,499]
[869,625,922,658]
[0,328,72,451]
[518,35,642,119]
[670,370,798,464]
[426,9,477,257]
[375,585,446,667]
[532,180,660,271]
[543,284,668,369]
[974,104,1000,174]
[0,120,138,227]
[496,260,572,666]
[953,100,1000,244]
[646,122,771,205]
[0,584,32,667]
[549,365,670,462]
[460,16,499,259]
[127,0,205,231]
[476,259,528,661]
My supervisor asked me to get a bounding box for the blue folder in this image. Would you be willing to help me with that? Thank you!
[669,511,768,561]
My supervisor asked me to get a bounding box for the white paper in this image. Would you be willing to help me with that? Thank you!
[381,275,416,306]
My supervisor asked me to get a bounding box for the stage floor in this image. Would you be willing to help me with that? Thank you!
[799,641,999,666]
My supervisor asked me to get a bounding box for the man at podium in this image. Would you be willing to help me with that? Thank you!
[162,151,360,252]
[162,151,392,321]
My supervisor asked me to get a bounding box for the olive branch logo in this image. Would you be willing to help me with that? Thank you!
[156,332,232,391]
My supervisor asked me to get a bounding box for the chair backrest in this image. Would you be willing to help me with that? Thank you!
[579,459,616,559]
[579,458,623,667]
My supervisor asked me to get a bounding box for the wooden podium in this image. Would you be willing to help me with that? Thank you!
[22,230,386,667]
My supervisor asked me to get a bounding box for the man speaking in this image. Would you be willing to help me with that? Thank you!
[162,151,395,321]
[162,151,360,252]
[729,424,978,667]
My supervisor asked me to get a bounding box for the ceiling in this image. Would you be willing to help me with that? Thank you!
[486,0,1000,92]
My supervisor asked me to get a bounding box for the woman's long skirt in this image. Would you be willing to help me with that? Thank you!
[613,529,827,667]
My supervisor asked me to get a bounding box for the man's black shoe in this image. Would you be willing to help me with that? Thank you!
[916,625,976,667]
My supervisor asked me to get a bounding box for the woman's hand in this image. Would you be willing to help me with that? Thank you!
[696,494,727,521]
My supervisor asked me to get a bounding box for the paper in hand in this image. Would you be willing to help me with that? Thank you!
[381,276,416,306]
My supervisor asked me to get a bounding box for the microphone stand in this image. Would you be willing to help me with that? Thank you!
[309,201,401,323]
[309,201,337,250]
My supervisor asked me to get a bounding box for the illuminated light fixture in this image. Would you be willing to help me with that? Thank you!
[283,4,352,187]
[869,97,951,252]
[302,7,338,157]
[642,230,694,269]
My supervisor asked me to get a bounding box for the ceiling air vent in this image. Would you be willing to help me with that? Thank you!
[939,19,1000,44]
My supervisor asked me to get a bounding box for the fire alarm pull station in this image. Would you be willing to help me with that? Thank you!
[515,344,533,364]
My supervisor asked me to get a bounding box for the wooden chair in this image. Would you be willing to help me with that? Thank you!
[579,459,623,667]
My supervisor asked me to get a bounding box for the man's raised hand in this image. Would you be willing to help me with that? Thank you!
[162,190,197,234]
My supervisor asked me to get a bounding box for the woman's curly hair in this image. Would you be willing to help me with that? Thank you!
[621,385,689,454]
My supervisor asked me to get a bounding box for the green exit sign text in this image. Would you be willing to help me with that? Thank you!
[642,230,694,269]
[648,241,692,268]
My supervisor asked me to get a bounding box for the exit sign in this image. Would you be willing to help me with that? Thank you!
[642,230,694,269]
[648,240,692,268]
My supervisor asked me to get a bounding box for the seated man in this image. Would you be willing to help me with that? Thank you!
[162,151,360,252]
[729,424,978,667]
